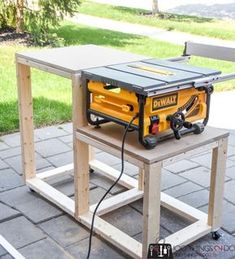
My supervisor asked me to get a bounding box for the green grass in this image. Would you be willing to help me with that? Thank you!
[79,1,235,41]
[1,21,235,134]
[0,45,71,134]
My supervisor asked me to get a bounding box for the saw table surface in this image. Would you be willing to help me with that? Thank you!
[82,58,221,96]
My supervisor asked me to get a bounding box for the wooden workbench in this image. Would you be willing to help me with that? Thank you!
[16,44,146,183]
[16,45,229,258]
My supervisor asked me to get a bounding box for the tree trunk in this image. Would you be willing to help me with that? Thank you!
[152,0,160,15]
[16,0,24,33]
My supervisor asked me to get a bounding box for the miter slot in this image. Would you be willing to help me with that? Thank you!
[108,62,202,84]
[143,59,221,76]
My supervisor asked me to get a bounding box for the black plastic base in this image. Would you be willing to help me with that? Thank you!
[212,231,221,240]
[89,167,94,173]
[141,122,205,149]
[142,135,158,149]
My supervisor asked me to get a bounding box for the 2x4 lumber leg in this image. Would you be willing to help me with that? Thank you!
[72,74,89,218]
[138,168,144,191]
[142,162,162,259]
[74,139,89,218]
[208,137,228,231]
[17,63,36,182]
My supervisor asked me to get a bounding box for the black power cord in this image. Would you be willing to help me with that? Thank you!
[86,114,139,259]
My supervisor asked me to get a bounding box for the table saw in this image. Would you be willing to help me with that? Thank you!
[81,58,228,149]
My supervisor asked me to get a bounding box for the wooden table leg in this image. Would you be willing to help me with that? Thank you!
[142,162,162,258]
[208,137,228,231]
[72,74,89,218]
[138,168,144,191]
[17,63,36,182]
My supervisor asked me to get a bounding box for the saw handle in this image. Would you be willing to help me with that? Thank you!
[167,112,192,140]
[94,95,132,112]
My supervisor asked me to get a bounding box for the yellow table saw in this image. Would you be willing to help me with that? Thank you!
[81,58,226,149]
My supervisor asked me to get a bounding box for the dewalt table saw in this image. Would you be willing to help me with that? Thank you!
[82,58,221,149]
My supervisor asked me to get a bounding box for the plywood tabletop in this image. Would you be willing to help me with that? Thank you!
[77,124,229,164]
[16,45,147,74]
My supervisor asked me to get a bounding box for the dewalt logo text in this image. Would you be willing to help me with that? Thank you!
[152,93,178,111]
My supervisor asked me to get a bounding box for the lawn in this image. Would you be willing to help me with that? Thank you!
[79,1,235,41]
[1,21,235,134]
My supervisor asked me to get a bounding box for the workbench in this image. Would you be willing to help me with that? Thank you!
[16,45,229,258]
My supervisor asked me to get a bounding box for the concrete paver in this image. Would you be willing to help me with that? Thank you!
[0,216,45,250]
[173,246,203,259]
[39,215,89,248]
[102,205,143,236]
[52,177,75,197]
[133,226,170,242]
[0,246,7,257]
[88,186,112,205]
[229,134,235,147]
[47,151,73,167]
[0,142,9,151]
[60,123,73,134]
[0,202,20,223]
[224,180,235,204]
[59,134,73,144]
[165,181,203,198]
[0,186,63,224]
[226,166,235,179]
[7,238,72,259]
[0,169,23,192]
[90,171,126,195]
[190,152,235,169]
[130,199,194,234]
[52,177,96,197]
[35,138,71,158]
[200,200,235,234]
[178,189,209,208]
[113,162,139,177]
[180,167,231,188]
[67,236,127,259]
[4,153,52,175]
[165,159,199,174]
[95,152,121,167]
[0,146,21,160]
[0,132,40,147]
[160,206,191,233]
[0,159,9,170]
[228,145,235,157]
[229,155,235,162]
[161,170,187,190]
[34,125,69,140]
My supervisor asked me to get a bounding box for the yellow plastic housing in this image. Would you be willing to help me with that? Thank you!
[88,81,207,137]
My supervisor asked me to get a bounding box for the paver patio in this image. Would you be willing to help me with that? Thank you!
[0,122,235,258]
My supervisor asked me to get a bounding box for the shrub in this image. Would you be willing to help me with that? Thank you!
[0,1,16,29]
[0,0,81,46]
